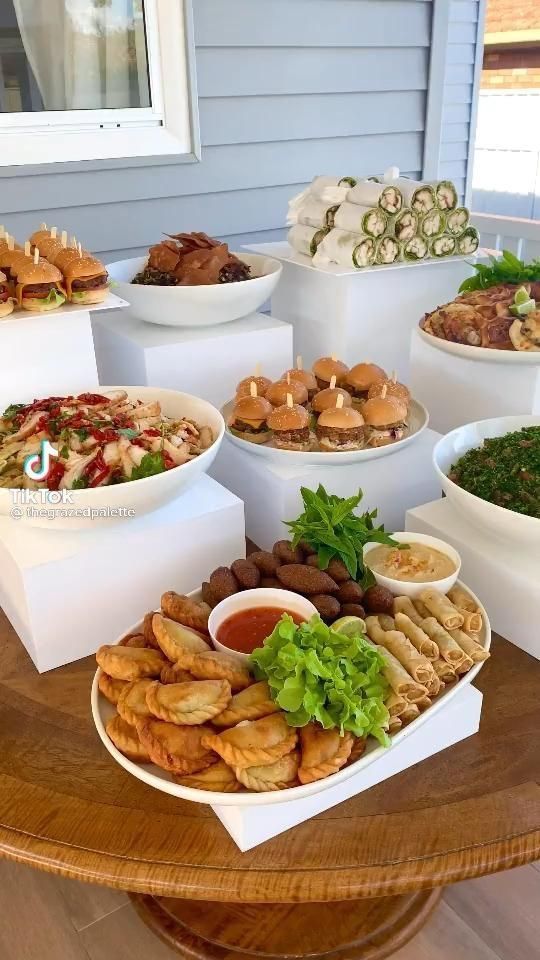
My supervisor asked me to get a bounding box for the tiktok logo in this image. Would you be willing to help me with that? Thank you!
[23,440,59,481]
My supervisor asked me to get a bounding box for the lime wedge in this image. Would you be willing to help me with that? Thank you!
[514,286,531,305]
[332,615,366,637]
[510,299,536,317]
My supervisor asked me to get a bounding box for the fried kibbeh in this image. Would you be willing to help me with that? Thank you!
[106,715,151,763]
[160,663,194,685]
[152,614,211,663]
[160,592,211,634]
[201,581,221,608]
[230,558,260,589]
[305,555,350,582]
[202,713,297,770]
[276,563,338,595]
[137,720,217,774]
[309,594,340,622]
[273,540,303,564]
[178,650,251,691]
[145,679,232,725]
[117,679,154,727]
[96,644,166,681]
[98,673,128,705]
[235,750,300,792]
[212,680,280,727]
[172,760,241,793]
[209,566,240,601]
[249,551,281,577]
[298,723,354,784]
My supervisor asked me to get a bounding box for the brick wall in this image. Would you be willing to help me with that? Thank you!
[486,0,540,33]
[482,0,540,90]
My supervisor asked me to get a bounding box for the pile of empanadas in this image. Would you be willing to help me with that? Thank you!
[96,590,367,793]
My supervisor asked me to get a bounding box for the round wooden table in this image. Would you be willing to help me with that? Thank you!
[0,612,539,960]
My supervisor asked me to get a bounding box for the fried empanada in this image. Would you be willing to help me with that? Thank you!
[96,644,166,681]
[161,591,211,633]
[160,663,194,685]
[145,679,232,725]
[202,713,297,770]
[98,672,128,705]
[142,611,160,649]
[119,633,148,648]
[182,650,251,691]
[298,724,354,784]
[117,679,154,727]
[137,719,217,774]
[106,715,150,763]
[172,760,241,793]
[236,750,300,792]
[348,737,367,766]
[152,614,211,663]
[212,680,280,727]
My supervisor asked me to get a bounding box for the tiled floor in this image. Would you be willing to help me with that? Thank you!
[1,858,539,959]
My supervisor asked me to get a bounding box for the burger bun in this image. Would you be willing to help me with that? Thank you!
[312,356,349,387]
[311,386,352,414]
[362,396,408,427]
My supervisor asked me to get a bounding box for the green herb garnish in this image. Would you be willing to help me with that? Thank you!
[286,485,396,584]
[75,428,89,441]
[449,426,540,518]
[130,451,166,481]
[71,476,89,489]
[2,403,24,420]
[459,249,540,293]
[250,614,390,744]
[59,444,69,459]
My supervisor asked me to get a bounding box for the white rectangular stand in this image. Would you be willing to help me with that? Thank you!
[211,429,442,548]
[213,684,482,850]
[92,310,293,410]
[0,476,245,673]
[407,498,540,660]
[246,242,482,381]
[410,328,540,433]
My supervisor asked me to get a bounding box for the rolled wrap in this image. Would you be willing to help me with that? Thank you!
[288,224,329,258]
[421,617,469,670]
[347,180,403,215]
[313,228,376,268]
[375,628,436,687]
[334,201,387,238]
[394,612,439,661]
[419,589,464,631]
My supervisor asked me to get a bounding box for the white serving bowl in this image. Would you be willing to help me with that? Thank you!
[363,532,461,599]
[106,253,283,327]
[208,588,318,662]
[433,414,540,548]
[0,386,224,530]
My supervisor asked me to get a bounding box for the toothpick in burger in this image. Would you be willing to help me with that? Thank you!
[282,356,318,400]
[229,383,273,444]
[266,376,308,408]
[236,375,272,398]
[63,256,109,304]
[267,393,311,451]
[311,375,352,418]
[362,390,408,447]
[312,355,349,390]
[0,272,14,319]
[367,372,411,407]
[344,362,387,409]
[315,394,365,451]
[15,258,66,312]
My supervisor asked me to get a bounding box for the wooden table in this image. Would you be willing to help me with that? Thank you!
[0,611,539,960]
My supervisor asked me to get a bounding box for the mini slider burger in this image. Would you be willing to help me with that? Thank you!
[344,362,387,409]
[0,239,30,293]
[367,373,411,407]
[15,251,66,312]
[282,356,318,401]
[236,374,272,398]
[0,271,14,319]
[362,390,408,447]
[266,376,308,408]
[267,393,311,451]
[312,356,349,390]
[315,394,365,451]
[63,256,109,304]
[311,374,352,418]
[229,382,273,444]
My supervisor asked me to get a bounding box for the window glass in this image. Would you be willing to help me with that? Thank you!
[0,0,151,113]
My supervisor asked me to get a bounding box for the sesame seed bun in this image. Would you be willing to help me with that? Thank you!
[53,248,89,271]
[281,368,318,393]
[312,357,349,386]
[15,261,63,284]
[317,406,365,429]
[63,257,106,280]
[362,396,408,427]
[367,378,411,405]
[345,363,387,392]
[236,375,272,398]
[267,403,310,431]
[265,379,308,407]
[232,395,273,421]
[311,386,352,413]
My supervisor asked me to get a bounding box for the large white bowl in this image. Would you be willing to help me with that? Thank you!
[433,414,540,547]
[0,386,224,530]
[107,253,283,327]
[92,582,490,807]
[363,532,461,598]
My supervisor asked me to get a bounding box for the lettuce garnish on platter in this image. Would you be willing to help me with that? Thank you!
[250,614,390,745]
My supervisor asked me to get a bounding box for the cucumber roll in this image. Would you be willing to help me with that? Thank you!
[419,208,446,240]
[456,226,480,255]
[402,236,428,261]
[375,236,400,265]
[347,181,403,215]
[297,198,340,229]
[430,234,456,258]
[334,201,387,238]
[446,207,470,236]
[288,224,329,258]
[429,180,458,211]
[313,228,375,268]
[393,207,418,242]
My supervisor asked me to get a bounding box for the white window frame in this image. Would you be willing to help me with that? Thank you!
[0,0,200,167]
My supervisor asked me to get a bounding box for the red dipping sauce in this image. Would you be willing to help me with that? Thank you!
[216,607,305,655]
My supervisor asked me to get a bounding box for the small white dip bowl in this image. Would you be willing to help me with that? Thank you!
[208,588,318,662]
[363,532,461,599]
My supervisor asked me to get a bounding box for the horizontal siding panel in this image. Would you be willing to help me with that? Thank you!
[197,47,428,97]
[443,102,471,124]
[442,123,470,144]
[449,1,479,22]
[1,134,423,214]
[439,160,468,180]
[440,140,468,162]
[448,21,477,43]
[443,84,473,105]
[446,43,475,65]
[196,0,431,47]
[445,63,474,85]
[201,92,425,145]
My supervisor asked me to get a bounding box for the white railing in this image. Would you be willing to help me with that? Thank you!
[471,212,540,260]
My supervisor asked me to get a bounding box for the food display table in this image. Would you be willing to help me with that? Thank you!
[0,611,538,960]
[245,242,483,380]
[410,328,540,434]
[92,309,293,410]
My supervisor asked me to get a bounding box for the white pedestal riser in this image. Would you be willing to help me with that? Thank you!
[0,476,245,673]
[211,429,442,549]
[406,498,540,660]
[213,684,482,850]
[92,310,293,410]
[410,329,540,433]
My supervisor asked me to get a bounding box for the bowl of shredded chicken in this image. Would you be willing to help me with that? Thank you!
[0,387,224,529]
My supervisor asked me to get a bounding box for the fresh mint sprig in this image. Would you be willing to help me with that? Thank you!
[459,249,540,293]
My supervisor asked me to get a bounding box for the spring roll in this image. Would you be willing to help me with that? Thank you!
[401,703,420,724]
[412,597,432,620]
[420,589,464,631]
[388,716,402,734]
[425,674,442,697]
[288,224,329,258]
[366,636,428,702]
[394,596,423,627]
[416,695,432,711]
[449,629,490,664]
[394,611,439,660]
[447,587,483,634]
[365,616,388,645]
[374,626,435,687]
[334,201,387,238]
[421,617,468,668]
[378,614,395,630]
[385,691,407,717]
[433,658,456,683]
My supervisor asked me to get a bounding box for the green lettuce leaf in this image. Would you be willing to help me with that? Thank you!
[130,451,166,480]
